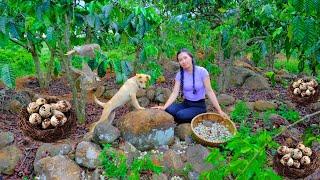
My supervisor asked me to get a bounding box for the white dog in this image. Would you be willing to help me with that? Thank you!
[90,74,151,132]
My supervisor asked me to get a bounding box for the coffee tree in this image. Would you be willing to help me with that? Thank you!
[285,0,319,75]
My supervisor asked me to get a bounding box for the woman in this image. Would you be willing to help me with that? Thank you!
[152,48,228,123]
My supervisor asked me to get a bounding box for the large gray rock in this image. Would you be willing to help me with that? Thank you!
[242,75,270,90]
[136,89,147,98]
[93,123,120,145]
[36,155,81,180]
[186,144,212,173]
[155,88,171,103]
[75,141,101,169]
[34,143,73,173]
[228,67,255,87]
[119,141,140,165]
[310,102,320,112]
[8,99,23,113]
[163,61,180,73]
[0,145,22,175]
[118,109,176,151]
[146,88,156,101]
[253,100,278,111]
[217,94,236,106]
[0,131,14,149]
[175,123,192,141]
[162,149,184,170]
[138,96,150,108]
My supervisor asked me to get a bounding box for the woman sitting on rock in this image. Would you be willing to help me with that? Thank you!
[152,48,229,123]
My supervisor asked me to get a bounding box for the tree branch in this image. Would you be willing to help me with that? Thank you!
[274,110,320,138]
[9,38,28,50]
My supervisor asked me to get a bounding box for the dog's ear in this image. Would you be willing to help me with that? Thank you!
[136,74,142,79]
[147,75,151,80]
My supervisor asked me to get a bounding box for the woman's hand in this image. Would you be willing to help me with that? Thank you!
[218,110,230,119]
[151,106,166,110]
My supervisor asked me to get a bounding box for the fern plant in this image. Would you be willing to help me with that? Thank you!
[201,127,281,180]
[287,0,320,75]
[277,104,300,123]
[99,144,163,179]
[230,101,251,124]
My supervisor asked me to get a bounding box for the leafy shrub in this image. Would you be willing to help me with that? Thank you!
[201,128,281,180]
[99,144,163,179]
[230,101,251,123]
[0,47,34,77]
[99,144,127,178]
[129,154,163,179]
[274,58,300,74]
[277,104,300,123]
[303,126,320,147]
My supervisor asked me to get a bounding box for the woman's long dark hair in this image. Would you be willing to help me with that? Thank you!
[176,48,196,98]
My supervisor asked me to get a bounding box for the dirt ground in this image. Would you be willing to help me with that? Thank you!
[0,71,318,179]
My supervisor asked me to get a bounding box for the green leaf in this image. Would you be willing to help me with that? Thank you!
[53,60,61,76]
[114,32,121,42]
[303,18,317,50]
[86,14,95,27]
[287,24,293,41]
[87,59,99,70]
[102,4,113,19]
[1,64,15,89]
[0,17,7,33]
[293,0,305,12]
[121,61,133,76]
[298,54,305,72]
[292,16,305,43]
[8,22,20,39]
[97,60,107,78]
[25,16,36,31]
[305,0,316,15]
[0,33,9,47]
[285,37,292,60]
[272,27,283,39]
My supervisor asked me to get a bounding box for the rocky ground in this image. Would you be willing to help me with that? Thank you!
[0,61,319,179]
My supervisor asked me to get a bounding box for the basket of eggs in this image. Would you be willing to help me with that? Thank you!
[273,143,320,178]
[288,77,319,105]
[18,97,76,142]
[191,113,237,147]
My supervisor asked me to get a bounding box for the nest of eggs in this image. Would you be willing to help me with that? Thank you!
[288,78,319,105]
[18,97,76,142]
[273,143,320,178]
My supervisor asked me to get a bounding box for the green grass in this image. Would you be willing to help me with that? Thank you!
[274,58,300,74]
[274,57,320,77]
[0,44,34,78]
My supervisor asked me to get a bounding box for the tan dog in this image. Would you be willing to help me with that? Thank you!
[90,74,151,132]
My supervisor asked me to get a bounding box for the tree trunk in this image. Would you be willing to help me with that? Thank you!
[62,13,86,123]
[46,48,55,82]
[216,34,229,93]
[133,43,143,73]
[30,44,48,88]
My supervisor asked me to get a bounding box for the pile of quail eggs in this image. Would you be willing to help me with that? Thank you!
[27,98,71,129]
[194,120,232,142]
[277,143,313,169]
[291,78,318,97]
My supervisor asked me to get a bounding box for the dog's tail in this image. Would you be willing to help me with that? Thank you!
[94,95,106,107]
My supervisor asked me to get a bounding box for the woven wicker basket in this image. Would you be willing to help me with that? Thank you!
[191,113,237,147]
[18,99,76,142]
[287,80,320,105]
[273,151,319,178]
